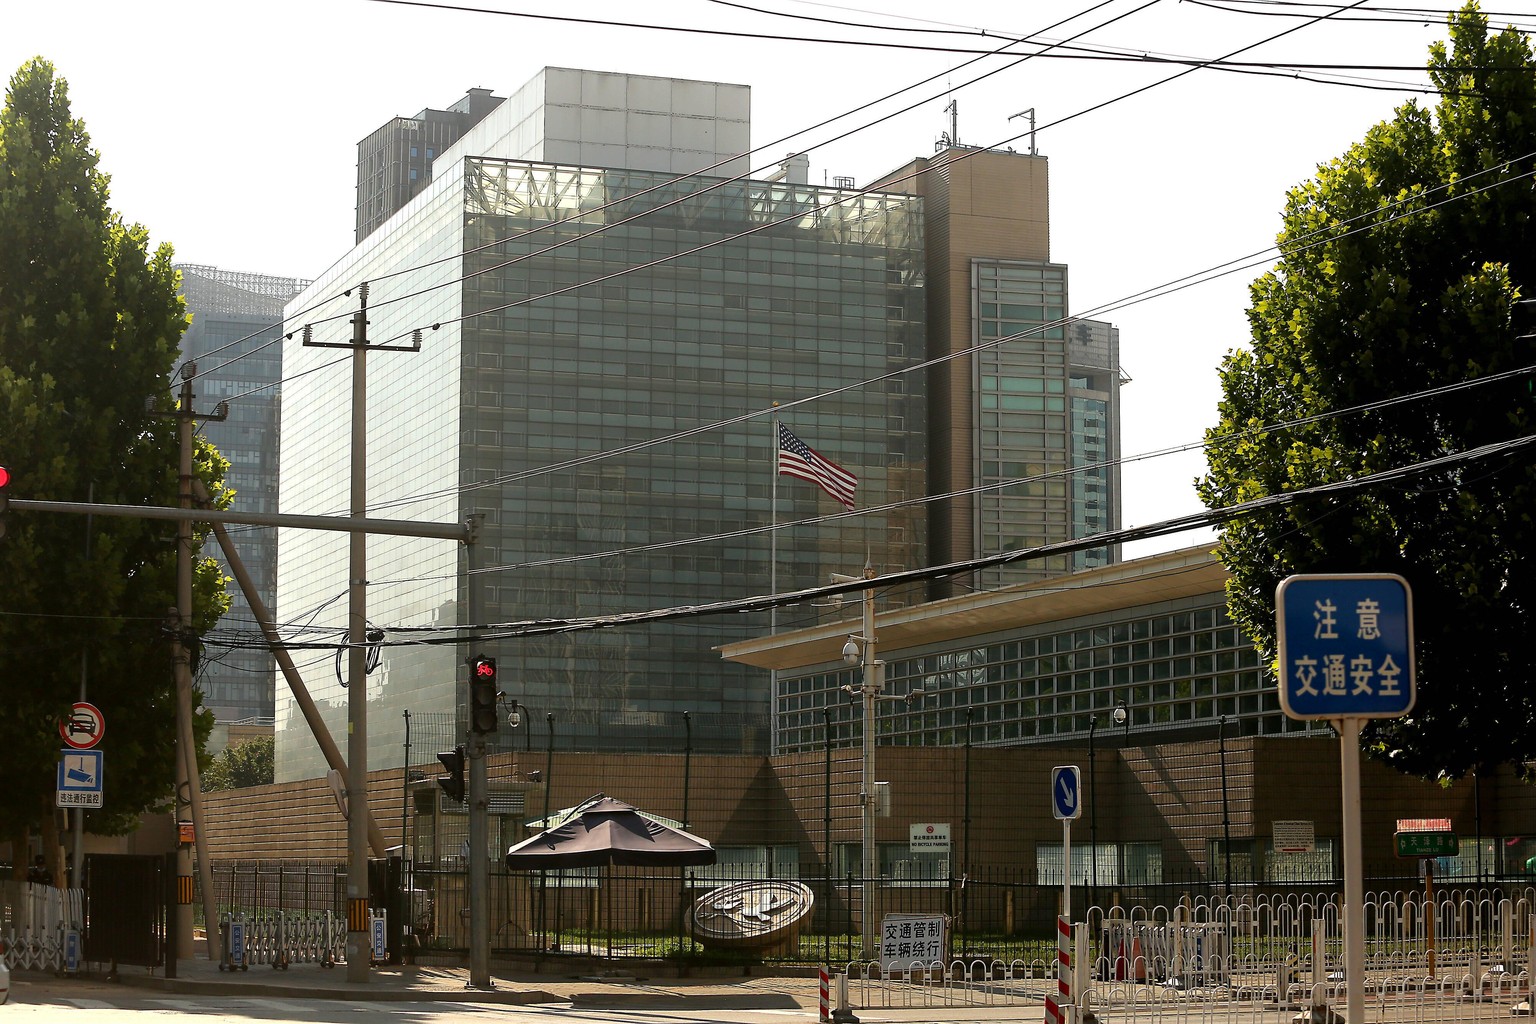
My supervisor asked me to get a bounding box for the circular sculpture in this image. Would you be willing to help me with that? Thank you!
[686,880,815,953]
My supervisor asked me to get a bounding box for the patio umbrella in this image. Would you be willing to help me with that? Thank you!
[505,793,716,869]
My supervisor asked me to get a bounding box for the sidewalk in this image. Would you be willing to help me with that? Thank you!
[83,955,826,1010]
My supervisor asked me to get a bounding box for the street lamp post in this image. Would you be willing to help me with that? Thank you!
[1089,715,1099,901]
[505,699,532,753]
[835,565,881,961]
[1219,715,1232,898]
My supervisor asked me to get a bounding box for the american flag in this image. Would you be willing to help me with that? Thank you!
[777,423,857,509]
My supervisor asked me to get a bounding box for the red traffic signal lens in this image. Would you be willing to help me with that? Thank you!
[473,657,496,679]
[0,466,9,487]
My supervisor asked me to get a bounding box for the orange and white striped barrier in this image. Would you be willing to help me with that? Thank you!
[819,964,830,1021]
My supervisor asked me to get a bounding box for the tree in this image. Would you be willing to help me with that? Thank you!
[0,59,231,851]
[201,737,274,792]
[1198,5,1536,780]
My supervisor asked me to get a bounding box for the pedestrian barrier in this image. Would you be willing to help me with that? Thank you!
[0,882,81,973]
[223,909,344,969]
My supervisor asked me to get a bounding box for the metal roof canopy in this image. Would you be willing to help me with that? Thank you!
[717,545,1228,672]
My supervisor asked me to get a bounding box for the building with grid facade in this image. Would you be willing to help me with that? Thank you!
[874,149,1122,596]
[275,69,1127,782]
[721,545,1325,757]
[176,264,307,725]
[278,71,926,780]
[356,87,505,244]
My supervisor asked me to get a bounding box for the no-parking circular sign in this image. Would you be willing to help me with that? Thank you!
[60,702,105,750]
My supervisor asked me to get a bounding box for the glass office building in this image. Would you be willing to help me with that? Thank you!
[177,264,306,724]
[277,157,925,780]
[974,260,1121,587]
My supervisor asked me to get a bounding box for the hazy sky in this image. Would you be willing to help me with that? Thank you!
[3,0,1462,558]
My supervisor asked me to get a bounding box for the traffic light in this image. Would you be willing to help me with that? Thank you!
[436,746,466,803]
[0,465,9,539]
[469,654,499,734]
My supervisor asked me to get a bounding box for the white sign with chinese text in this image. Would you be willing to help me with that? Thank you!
[56,749,103,808]
[909,822,950,851]
[879,913,948,974]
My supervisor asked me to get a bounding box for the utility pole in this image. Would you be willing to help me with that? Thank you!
[163,363,226,961]
[302,283,423,982]
[464,514,492,989]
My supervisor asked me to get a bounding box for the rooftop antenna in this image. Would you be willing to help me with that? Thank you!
[945,97,959,148]
[1009,108,1037,156]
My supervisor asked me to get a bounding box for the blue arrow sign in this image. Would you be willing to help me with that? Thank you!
[1276,574,1415,720]
[1051,765,1082,821]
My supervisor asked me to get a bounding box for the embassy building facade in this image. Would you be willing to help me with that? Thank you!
[275,68,1123,781]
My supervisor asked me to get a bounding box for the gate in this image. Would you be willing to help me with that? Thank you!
[85,853,167,970]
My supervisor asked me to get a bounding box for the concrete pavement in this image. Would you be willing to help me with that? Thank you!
[34,955,826,1011]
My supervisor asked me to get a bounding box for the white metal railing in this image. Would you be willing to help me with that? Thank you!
[835,892,1536,1021]
[0,882,83,972]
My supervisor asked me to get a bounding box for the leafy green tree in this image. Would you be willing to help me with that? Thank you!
[201,737,274,792]
[0,58,231,850]
[1198,6,1536,780]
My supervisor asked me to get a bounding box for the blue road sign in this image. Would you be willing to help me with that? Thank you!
[1051,765,1082,821]
[1276,574,1415,720]
[56,749,103,808]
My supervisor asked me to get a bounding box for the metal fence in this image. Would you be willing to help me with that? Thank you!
[209,855,1536,974]
[0,881,84,972]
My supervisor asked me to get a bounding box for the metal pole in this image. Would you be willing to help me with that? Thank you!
[1219,716,1232,898]
[823,707,831,965]
[466,515,490,989]
[195,483,389,857]
[682,712,692,832]
[1089,716,1098,902]
[401,710,411,858]
[344,286,371,983]
[544,714,554,822]
[73,483,91,891]
[1339,716,1365,1023]
[173,370,219,962]
[963,707,972,877]
[1062,817,1071,925]
[859,577,879,960]
[401,708,411,949]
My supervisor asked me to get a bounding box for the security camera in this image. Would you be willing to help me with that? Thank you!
[842,637,861,664]
[1113,706,1127,725]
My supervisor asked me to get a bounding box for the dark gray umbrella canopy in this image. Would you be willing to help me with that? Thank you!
[505,794,717,869]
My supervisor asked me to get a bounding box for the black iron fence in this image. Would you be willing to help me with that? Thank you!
[209,857,1536,966]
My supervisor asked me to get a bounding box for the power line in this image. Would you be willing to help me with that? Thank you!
[178,1,1134,380]
[287,432,1532,648]
[217,144,1536,553]
[352,151,1536,520]
[361,360,1536,595]
[189,0,1446,385]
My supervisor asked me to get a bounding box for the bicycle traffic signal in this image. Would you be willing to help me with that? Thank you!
[469,655,499,734]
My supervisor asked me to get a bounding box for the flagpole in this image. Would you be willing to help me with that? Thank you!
[769,404,780,757]
[770,403,779,633]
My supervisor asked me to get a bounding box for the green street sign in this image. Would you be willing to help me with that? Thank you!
[1395,831,1458,858]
